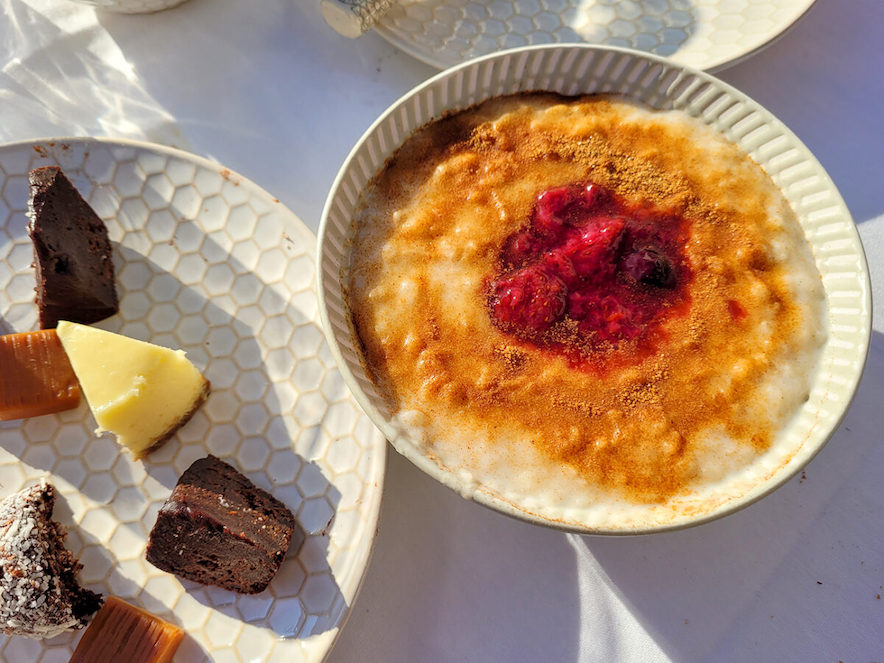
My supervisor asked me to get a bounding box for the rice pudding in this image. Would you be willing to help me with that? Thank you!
[346,94,826,528]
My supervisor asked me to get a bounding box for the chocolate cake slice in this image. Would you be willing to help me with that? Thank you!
[145,455,304,594]
[0,480,103,639]
[28,166,118,329]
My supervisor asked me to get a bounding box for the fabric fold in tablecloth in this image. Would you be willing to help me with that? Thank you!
[0,0,186,147]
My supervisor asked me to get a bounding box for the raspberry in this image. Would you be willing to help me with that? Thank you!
[568,292,638,341]
[501,230,543,268]
[491,266,567,334]
[622,243,675,288]
[534,184,614,233]
[597,296,640,340]
[560,218,624,279]
[581,183,611,213]
[489,180,689,361]
[533,186,572,234]
[540,249,578,286]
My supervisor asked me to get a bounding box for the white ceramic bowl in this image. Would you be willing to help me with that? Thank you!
[317,44,871,534]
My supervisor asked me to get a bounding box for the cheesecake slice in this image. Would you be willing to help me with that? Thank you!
[55,321,210,458]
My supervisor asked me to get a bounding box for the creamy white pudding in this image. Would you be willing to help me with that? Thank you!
[346,94,826,529]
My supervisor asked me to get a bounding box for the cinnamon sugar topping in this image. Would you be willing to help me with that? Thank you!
[348,93,826,511]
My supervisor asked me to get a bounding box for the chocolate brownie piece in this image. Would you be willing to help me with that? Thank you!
[28,166,118,329]
[145,455,304,594]
[0,480,103,639]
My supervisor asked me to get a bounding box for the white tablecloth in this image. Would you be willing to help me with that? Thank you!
[2,0,882,660]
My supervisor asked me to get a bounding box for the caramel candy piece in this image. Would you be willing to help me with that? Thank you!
[69,596,184,663]
[0,329,80,420]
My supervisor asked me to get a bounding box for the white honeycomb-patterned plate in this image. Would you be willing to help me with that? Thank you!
[0,138,385,662]
[375,0,816,72]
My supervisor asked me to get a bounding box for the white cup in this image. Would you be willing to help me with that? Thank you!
[68,0,191,13]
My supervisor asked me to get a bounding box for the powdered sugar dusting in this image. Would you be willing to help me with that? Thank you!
[0,480,100,639]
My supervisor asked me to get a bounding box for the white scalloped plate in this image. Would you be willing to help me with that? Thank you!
[0,138,385,662]
[375,0,817,72]
[318,44,870,534]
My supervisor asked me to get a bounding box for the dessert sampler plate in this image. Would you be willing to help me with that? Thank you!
[375,0,817,72]
[318,44,871,534]
[0,139,386,662]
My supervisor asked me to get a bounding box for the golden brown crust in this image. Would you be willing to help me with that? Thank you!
[348,94,823,503]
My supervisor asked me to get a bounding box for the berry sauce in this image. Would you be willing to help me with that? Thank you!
[488,182,692,369]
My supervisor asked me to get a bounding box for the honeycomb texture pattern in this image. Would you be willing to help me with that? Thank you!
[375,0,816,71]
[0,140,385,662]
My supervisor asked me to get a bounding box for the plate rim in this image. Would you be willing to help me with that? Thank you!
[317,42,871,536]
[373,0,819,73]
[0,135,388,662]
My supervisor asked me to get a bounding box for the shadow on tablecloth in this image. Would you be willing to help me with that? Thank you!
[580,329,884,662]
